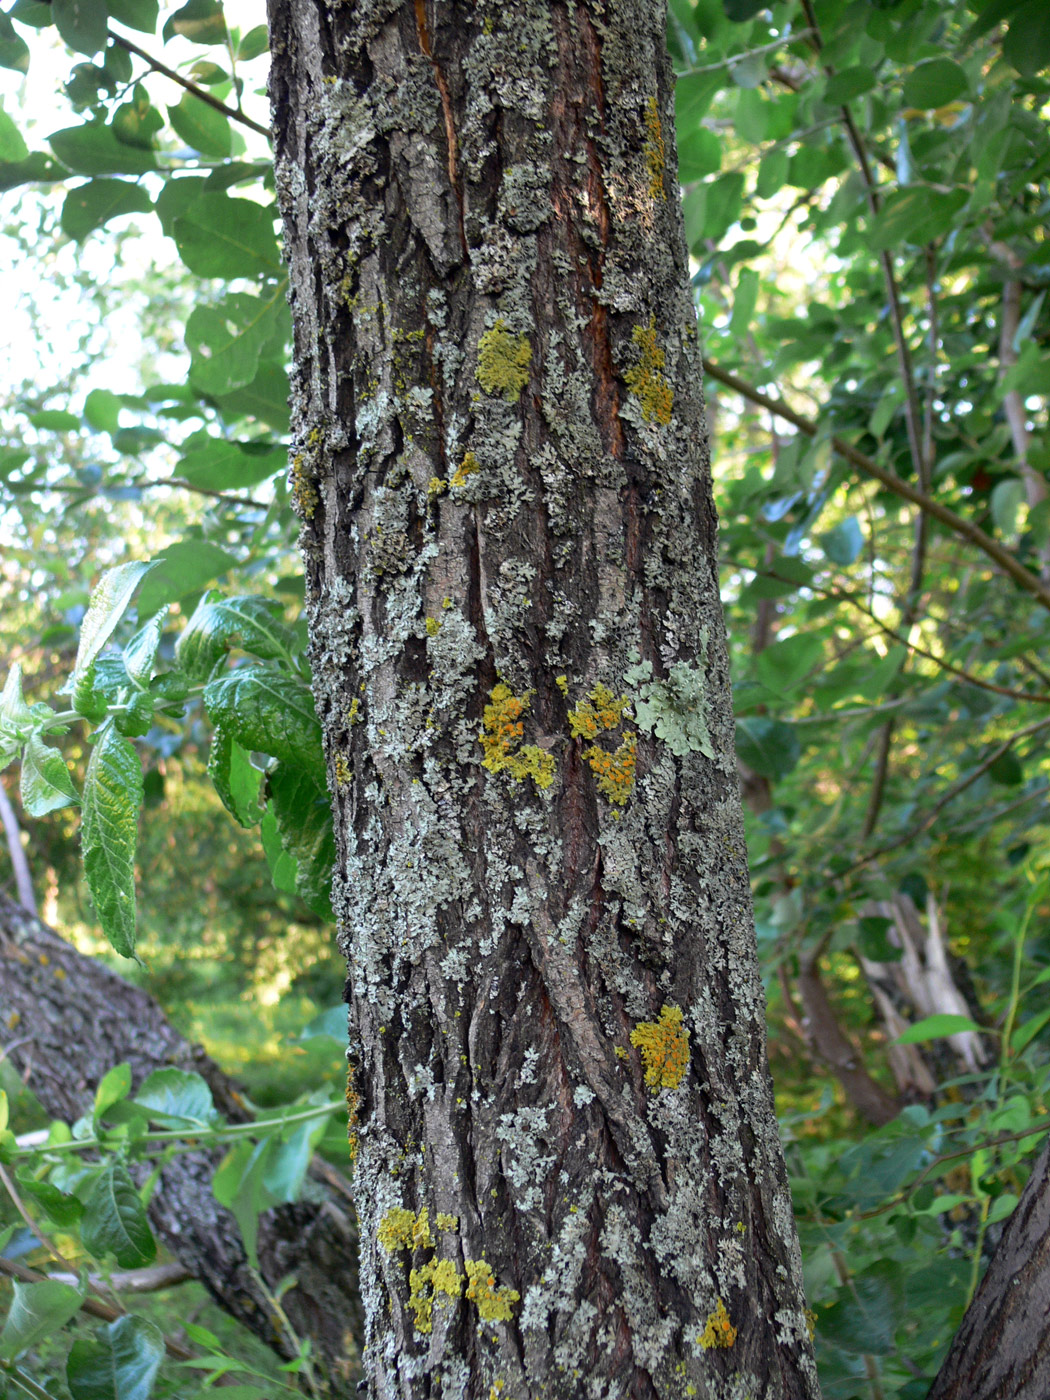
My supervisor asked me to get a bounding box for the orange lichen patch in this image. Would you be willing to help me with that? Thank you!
[644,94,666,200]
[479,684,555,790]
[623,316,673,425]
[568,683,631,740]
[583,733,637,808]
[698,1297,737,1350]
[630,1004,690,1090]
[464,1259,520,1322]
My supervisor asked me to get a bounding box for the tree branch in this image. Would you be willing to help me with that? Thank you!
[701,358,1050,613]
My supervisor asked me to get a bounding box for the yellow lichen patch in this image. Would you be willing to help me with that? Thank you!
[476,320,532,403]
[555,674,569,696]
[644,94,666,200]
[378,1207,417,1253]
[425,617,442,637]
[346,697,362,726]
[407,1257,463,1334]
[413,1206,434,1250]
[698,1298,737,1350]
[451,450,480,489]
[334,752,352,786]
[464,1259,520,1322]
[569,683,632,740]
[623,316,673,425]
[480,684,555,791]
[630,1004,690,1090]
[427,476,447,499]
[345,1066,360,1165]
[290,454,318,520]
[435,1212,459,1232]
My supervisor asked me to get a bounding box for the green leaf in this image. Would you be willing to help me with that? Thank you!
[755,146,789,200]
[48,124,156,176]
[0,1279,85,1361]
[237,23,268,59]
[81,722,143,958]
[856,915,901,962]
[94,1062,132,1121]
[991,477,1025,536]
[869,186,969,248]
[677,125,721,181]
[260,806,298,896]
[895,1013,984,1044]
[122,610,166,686]
[1002,0,1050,78]
[299,1004,347,1041]
[729,267,759,337]
[175,438,285,492]
[74,561,157,686]
[168,91,231,158]
[734,716,801,780]
[83,388,123,432]
[62,178,152,240]
[52,0,108,55]
[266,764,335,917]
[988,750,1023,786]
[722,0,766,17]
[133,1068,215,1124]
[823,66,877,105]
[817,1260,904,1355]
[208,727,263,827]
[1,663,47,752]
[263,1104,332,1203]
[204,664,324,779]
[16,1177,84,1227]
[134,540,237,619]
[177,592,296,679]
[212,1138,276,1267]
[755,632,825,695]
[21,733,79,816]
[820,516,864,565]
[0,12,31,71]
[214,360,291,432]
[81,1159,156,1268]
[902,58,969,108]
[67,1315,165,1400]
[163,0,226,45]
[1011,1005,1050,1053]
[30,408,80,430]
[173,194,281,279]
[104,0,158,31]
[0,151,70,191]
[0,101,28,162]
[186,288,284,396]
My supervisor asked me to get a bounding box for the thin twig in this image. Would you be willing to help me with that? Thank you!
[110,31,271,140]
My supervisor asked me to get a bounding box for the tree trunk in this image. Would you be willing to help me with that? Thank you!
[0,892,362,1384]
[267,1,819,1396]
[928,1139,1050,1400]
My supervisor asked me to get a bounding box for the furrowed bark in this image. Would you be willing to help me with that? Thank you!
[928,1140,1050,1400]
[0,892,362,1385]
[268,1,819,1396]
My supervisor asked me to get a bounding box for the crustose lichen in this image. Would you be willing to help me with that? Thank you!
[698,1297,737,1350]
[630,1004,690,1090]
[476,320,531,403]
[480,683,555,790]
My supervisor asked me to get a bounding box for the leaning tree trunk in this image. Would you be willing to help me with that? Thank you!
[268,1,819,1396]
[927,1137,1050,1400]
[0,892,362,1383]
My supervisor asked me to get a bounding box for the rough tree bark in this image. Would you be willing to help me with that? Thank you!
[0,892,362,1383]
[267,2,818,1396]
[928,1138,1050,1400]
